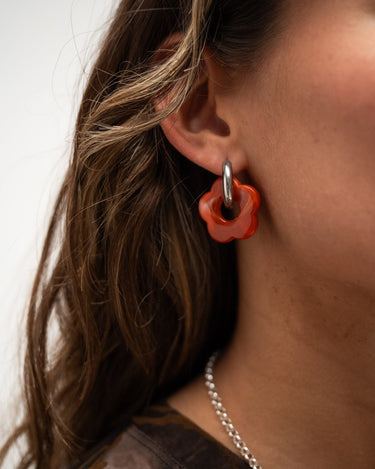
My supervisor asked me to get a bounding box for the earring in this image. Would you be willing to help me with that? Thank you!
[198,160,260,243]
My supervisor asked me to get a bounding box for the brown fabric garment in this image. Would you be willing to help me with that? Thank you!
[75,399,251,468]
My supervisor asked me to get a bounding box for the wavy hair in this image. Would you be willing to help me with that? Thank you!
[0,1,283,467]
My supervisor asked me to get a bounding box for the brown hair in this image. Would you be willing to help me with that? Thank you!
[1,1,283,467]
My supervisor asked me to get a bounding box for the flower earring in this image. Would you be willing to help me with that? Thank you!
[198,160,261,243]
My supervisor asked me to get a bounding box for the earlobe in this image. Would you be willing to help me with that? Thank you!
[155,47,247,176]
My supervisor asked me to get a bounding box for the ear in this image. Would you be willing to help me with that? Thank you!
[155,41,248,177]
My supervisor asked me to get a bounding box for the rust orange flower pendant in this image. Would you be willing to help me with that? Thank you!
[198,177,261,243]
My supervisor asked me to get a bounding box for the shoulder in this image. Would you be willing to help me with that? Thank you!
[77,421,183,469]
[75,400,248,469]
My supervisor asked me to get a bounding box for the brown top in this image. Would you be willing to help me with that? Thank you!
[75,399,250,468]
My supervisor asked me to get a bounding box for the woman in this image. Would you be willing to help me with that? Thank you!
[1,0,375,467]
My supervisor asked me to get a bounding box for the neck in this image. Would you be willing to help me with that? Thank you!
[214,236,375,468]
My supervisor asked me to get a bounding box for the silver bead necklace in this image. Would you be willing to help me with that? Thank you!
[204,351,263,468]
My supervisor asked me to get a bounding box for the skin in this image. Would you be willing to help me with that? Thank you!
[162,1,375,467]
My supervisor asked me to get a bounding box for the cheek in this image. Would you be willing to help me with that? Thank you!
[240,21,375,287]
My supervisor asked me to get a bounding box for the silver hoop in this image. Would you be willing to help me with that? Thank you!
[222,160,233,208]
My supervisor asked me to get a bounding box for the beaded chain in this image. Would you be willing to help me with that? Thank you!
[204,351,263,469]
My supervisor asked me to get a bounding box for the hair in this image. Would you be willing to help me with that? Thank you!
[1,1,284,467]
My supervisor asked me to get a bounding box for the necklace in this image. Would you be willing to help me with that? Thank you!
[204,351,263,469]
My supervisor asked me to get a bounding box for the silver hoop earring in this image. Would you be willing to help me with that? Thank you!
[222,160,233,208]
[198,158,261,243]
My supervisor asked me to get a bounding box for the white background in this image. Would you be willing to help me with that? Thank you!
[0,0,118,464]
